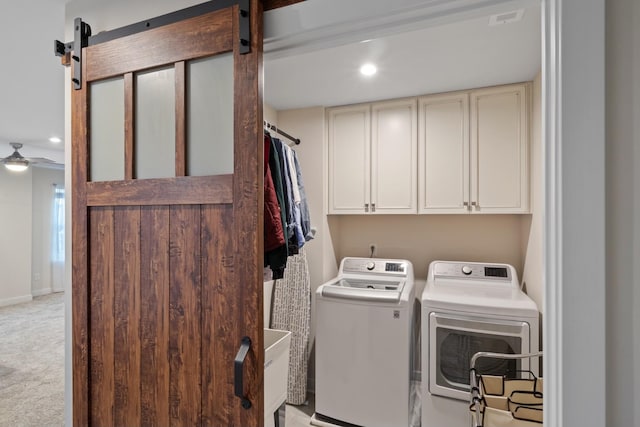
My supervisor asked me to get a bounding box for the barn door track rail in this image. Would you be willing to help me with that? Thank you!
[54,0,251,90]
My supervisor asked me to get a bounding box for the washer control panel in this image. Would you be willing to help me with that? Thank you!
[342,258,408,276]
[433,261,513,282]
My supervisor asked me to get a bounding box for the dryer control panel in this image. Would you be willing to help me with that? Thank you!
[433,261,513,282]
[342,257,409,276]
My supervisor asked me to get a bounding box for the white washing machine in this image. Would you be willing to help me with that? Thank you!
[421,261,539,427]
[312,257,415,427]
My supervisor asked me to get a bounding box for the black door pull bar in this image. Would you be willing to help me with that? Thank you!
[234,336,252,409]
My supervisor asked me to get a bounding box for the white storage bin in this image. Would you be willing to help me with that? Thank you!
[264,280,275,325]
[264,328,291,427]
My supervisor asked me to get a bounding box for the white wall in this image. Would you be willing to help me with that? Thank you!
[278,107,336,288]
[65,0,204,34]
[0,166,63,304]
[277,107,338,391]
[634,1,640,421]
[264,103,279,125]
[0,168,33,307]
[547,1,606,425]
[521,71,543,313]
[606,0,639,425]
[31,167,65,297]
[334,215,527,280]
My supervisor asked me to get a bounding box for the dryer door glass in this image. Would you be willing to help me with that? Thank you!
[428,313,530,401]
[437,329,519,387]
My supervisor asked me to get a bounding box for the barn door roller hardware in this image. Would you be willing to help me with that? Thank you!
[54,0,252,90]
[238,0,251,53]
[54,18,91,90]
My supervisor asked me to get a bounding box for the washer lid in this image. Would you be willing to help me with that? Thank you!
[321,278,405,303]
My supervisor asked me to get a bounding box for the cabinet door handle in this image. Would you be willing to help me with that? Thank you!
[471,201,478,209]
[234,336,252,409]
[372,203,376,212]
[364,203,369,212]
[463,201,470,211]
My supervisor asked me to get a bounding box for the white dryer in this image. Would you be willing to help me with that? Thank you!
[312,257,415,427]
[421,261,539,427]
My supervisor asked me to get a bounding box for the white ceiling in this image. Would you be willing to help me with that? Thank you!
[0,0,540,162]
[0,0,66,160]
[264,0,541,110]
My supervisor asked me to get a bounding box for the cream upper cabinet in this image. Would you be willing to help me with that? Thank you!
[330,82,530,215]
[328,104,371,214]
[418,83,530,214]
[328,99,417,214]
[418,92,470,213]
[371,99,417,214]
[470,83,530,213]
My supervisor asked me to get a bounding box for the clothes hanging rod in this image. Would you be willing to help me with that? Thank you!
[264,121,301,145]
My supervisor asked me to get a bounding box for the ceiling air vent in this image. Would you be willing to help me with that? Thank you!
[489,9,524,26]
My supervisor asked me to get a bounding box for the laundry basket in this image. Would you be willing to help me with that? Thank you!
[469,351,543,427]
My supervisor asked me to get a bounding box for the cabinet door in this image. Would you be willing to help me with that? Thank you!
[328,104,371,214]
[470,83,530,213]
[371,98,417,214]
[418,92,469,214]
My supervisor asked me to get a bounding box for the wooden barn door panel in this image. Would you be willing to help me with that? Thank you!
[168,205,202,427]
[139,206,171,427]
[88,207,115,427]
[201,204,238,425]
[112,207,141,426]
[71,2,264,426]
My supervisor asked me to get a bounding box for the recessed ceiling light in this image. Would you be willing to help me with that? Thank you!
[360,63,377,77]
[49,136,62,143]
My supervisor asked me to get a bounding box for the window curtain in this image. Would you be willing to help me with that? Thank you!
[51,185,65,292]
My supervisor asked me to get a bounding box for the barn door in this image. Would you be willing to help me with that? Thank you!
[69,2,264,425]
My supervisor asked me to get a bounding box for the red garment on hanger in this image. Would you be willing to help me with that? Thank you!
[264,135,285,251]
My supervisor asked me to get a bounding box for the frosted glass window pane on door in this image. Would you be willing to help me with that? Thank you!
[136,67,175,179]
[90,77,124,182]
[187,53,233,176]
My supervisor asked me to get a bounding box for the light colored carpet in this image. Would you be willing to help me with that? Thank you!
[0,293,64,427]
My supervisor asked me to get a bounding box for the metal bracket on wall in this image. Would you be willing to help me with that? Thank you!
[54,18,91,90]
[53,0,252,89]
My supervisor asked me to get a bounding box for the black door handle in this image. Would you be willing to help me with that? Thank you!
[234,336,252,409]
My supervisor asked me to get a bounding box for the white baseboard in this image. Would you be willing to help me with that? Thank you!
[0,294,33,308]
[32,288,53,297]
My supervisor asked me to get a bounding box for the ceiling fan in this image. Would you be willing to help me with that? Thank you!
[2,142,58,172]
